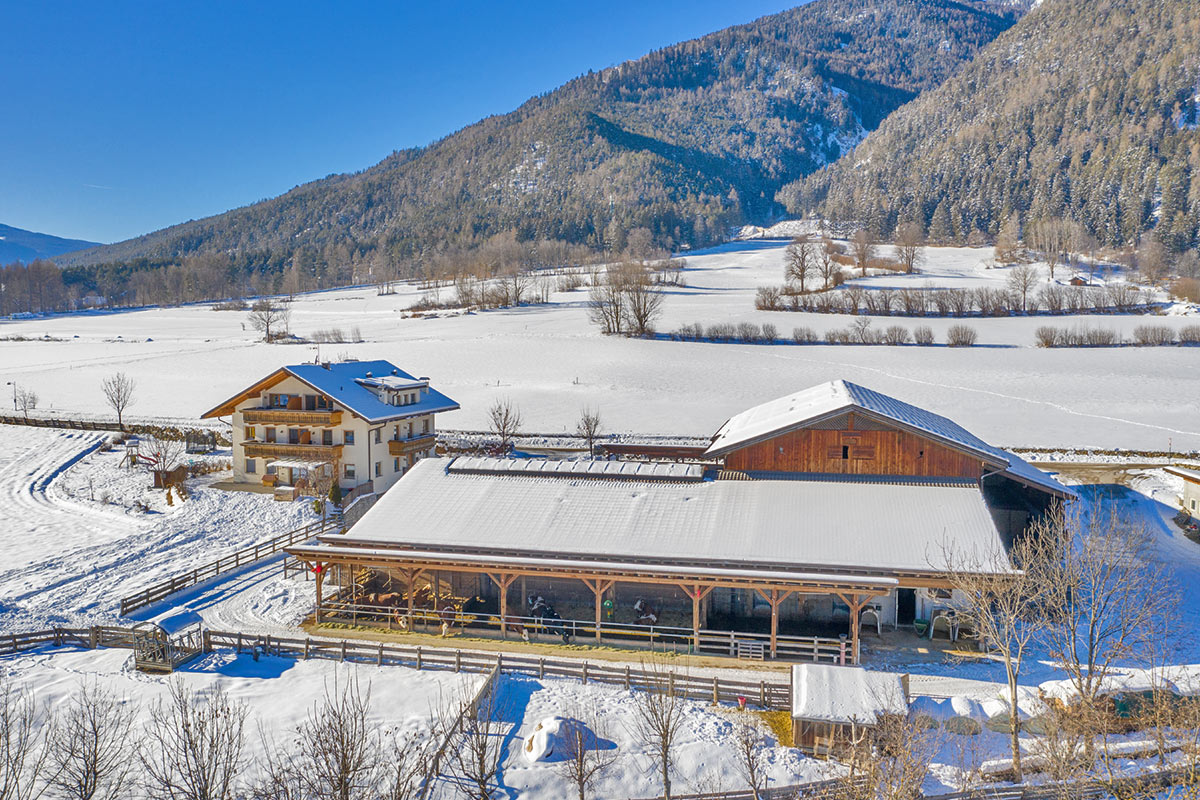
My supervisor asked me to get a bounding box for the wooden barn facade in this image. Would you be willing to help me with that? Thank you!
[286,380,1073,662]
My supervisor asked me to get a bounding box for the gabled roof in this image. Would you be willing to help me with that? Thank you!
[792,664,908,723]
[1166,466,1200,485]
[201,360,459,423]
[704,380,1075,500]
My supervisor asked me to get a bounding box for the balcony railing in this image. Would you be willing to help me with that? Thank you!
[387,434,436,456]
[243,442,344,461]
[241,408,343,426]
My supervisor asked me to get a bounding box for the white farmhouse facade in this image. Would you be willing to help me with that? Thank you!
[1166,466,1200,517]
[202,360,459,499]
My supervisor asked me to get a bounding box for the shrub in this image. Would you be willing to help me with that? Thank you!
[755,286,782,310]
[1082,326,1119,347]
[883,325,911,345]
[1035,326,1060,348]
[736,322,762,343]
[946,324,978,347]
[1171,277,1200,304]
[211,298,248,311]
[706,323,736,341]
[1179,325,1200,344]
[825,329,852,345]
[792,326,818,344]
[674,322,705,341]
[761,323,779,343]
[913,326,935,345]
[1133,325,1175,346]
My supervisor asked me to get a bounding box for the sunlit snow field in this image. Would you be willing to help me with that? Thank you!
[2,240,1198,451]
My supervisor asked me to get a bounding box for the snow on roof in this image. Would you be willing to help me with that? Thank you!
[791,664,909,724]
[449,456,703,482]
[284,361,459,423]
[705,381,1075,499]
[1166,466,1200,484]
[334,457,1013,576]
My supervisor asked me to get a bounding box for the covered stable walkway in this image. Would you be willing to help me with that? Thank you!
[285,544,911,663]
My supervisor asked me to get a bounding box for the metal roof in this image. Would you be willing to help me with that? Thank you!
[705,380,1074,500]
[285,361,459,424]
[449,456,704,482]
[792,664,909,723]
[329,457,1013,577]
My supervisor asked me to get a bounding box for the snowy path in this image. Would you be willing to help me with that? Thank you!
[0,424,314,633]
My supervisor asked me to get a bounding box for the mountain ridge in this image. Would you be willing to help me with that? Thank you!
[0,224,100,264]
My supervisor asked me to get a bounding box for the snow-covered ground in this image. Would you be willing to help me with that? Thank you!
[2,240,1197,452]
[0,424,316,633]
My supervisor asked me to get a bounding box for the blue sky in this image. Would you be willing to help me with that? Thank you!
[1,1,799,244]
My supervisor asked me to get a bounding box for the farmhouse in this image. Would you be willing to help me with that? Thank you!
[286,380,1073,662]
[201,360,459,500]
[1166,466,1200,519]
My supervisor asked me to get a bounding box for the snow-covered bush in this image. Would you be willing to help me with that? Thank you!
[754,286,782,311]
[1179,325,1200,344]
[736,322,761,343]
[883,325,911,345]
[913,326,935,345]
[760,323,779,343]
[1035,326,1061,348]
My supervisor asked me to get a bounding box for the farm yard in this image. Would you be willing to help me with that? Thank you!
[2,240,1200,799]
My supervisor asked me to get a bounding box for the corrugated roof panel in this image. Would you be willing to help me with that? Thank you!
[449,457,703,481]
[341,458,1013,575]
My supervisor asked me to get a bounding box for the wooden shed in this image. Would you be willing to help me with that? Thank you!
[791,663,909,756]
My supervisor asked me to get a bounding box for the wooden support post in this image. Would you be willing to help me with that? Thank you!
[836,592,867,665]
[582,578,615,641]
[314,563,325,624]
[400,567,425,629]
[486,572,518,638]
[755,588,795,659]
[678,583,715,654]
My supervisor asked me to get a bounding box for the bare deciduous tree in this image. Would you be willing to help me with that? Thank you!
[15,388,38,420]
[100,373,135,431]
[586,277,625,335]
[943,535,1047,780]
[141,682,246,800]
[617,264,664,336]
[994,214,1024,265]
[576,407,603,457]
[851,230,877,278]
[1031,504,1175,728]
[0,677,51,800]
[1028,218,1070,280]
[731,721,768,800]
[247,300,291,342]
[1006,264,1041,314]
[45,682,137,800]
[894,223,925,274]
[556,710,617,800]
[817,242,841,290]
[143,436,187,481]
[487,398,522,454]
[785,238,815,292]
[628,661,687,800]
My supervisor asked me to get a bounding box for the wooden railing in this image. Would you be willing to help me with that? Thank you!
[118,518,333,615]
[243,442,343,460]
[697,629,850,663]
[241,408,342,426]
[388,434,437,456]
[0,625,137,657]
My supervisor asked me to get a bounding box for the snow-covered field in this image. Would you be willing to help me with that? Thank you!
[0,424,316,633]
[1,241,1197,451]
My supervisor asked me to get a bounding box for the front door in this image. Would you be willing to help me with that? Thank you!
[896,589,917,626]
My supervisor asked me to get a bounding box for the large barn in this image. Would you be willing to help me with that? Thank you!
[286,380,1073,663]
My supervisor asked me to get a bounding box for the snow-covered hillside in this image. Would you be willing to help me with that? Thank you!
[2,241,1197,451]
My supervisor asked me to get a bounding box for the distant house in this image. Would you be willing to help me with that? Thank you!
[201,360,459,500]
[1166,466,1200,518]
[286,380,1073,662]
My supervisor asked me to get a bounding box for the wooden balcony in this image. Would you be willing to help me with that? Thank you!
[243,442,344,461]
[387,434,437,456]
[241,408,343,426]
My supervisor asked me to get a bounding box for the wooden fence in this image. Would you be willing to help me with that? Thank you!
[204,629,792,709]
[118,518,333,615]
[630,764,1197,800]
[0,413,229,444]
[418,661,502,800]
[0,625,137,657]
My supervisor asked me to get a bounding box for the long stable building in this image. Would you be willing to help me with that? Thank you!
[287,380,1074,662]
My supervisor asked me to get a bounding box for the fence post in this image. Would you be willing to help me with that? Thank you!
[712,676,719,705]
[89,626,98,650]
[340,641,346,662]
[377,642,383,666]
[839,638,847,666]
[582,662,588,685]
[304,638,310,660]
[202,630,212,654]
[455,650,461,673]
[416,646,422,670]
[759,681,766,707]
[539,657,545,679]
[497,653,503,673]
[625,665,631,690]
[236,632,242,654]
